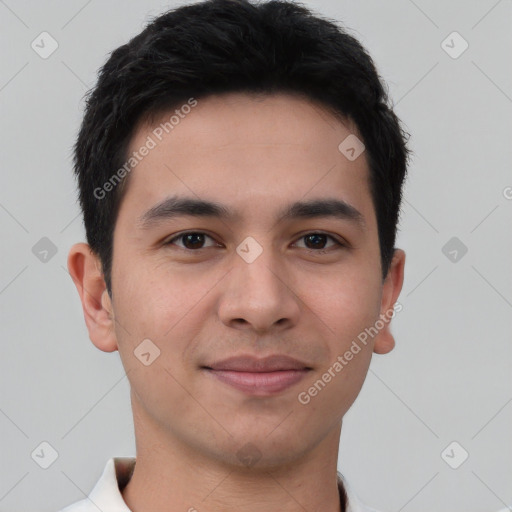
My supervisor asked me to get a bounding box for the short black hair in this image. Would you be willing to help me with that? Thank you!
[73,0,410,296]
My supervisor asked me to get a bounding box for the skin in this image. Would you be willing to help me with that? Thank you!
[68,92,405,512]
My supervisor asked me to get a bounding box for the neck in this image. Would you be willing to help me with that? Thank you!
[121,395,345,512]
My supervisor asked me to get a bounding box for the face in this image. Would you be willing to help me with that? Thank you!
[70,92,404,469]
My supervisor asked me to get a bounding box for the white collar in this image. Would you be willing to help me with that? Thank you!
[59,457,381,512]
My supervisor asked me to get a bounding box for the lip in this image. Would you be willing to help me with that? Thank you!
[201,355,312,396]
[204,354,311,372]
[204,369,310,395]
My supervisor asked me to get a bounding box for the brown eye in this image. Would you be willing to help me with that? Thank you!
[166,232,218,250]
[294,232,344,251]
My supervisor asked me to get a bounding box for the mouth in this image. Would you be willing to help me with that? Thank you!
[201,354,312,396]
[202,368,311,395]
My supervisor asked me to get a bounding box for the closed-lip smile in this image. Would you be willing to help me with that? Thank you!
[202,354,312,395]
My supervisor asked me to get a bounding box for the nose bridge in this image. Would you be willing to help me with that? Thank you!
[219,234,300,331]
[234,235,284,301]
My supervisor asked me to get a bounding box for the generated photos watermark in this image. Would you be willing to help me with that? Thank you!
[93,97,198,200]
[297,302,403,405]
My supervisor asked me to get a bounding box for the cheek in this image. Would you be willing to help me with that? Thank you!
[113,256,198,337]
[300,282,378,413]
[111,266,203,421]
[310,269,381,408]
[303,267,382,344]
[312,349,373,419]
[112,259,220,387]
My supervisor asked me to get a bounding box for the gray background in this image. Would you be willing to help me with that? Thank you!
[1,0,511,511]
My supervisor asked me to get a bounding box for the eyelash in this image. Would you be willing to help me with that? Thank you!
[164,231,347,253]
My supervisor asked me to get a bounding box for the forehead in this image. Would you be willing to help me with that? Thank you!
[117,92,374,228]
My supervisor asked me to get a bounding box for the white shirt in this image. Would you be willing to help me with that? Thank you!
[58,457,382,512]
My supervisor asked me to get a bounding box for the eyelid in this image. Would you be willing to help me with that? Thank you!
[164,230,348,250]
[164,231,220,249]
[292,230,347,247]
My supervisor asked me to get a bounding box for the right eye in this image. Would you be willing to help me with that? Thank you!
[164,231,221,251]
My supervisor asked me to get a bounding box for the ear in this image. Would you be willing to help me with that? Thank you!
[67,242,118,353]
[373,249,405,355]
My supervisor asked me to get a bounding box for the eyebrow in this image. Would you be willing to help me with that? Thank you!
[137,195,365,230]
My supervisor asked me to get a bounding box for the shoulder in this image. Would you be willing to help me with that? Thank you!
[55,457,135,512]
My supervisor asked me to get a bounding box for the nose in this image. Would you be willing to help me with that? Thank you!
[217,244,301,335]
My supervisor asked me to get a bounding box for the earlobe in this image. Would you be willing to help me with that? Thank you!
[373,328,395,354]
[67,243,119,353]
[373,249,406,355]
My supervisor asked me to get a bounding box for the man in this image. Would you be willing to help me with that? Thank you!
[63,0,409,510]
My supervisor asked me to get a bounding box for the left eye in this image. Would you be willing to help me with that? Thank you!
[293,233,344,251]
[164,232,344,251]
